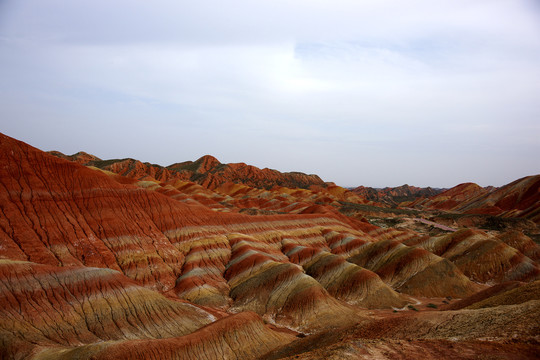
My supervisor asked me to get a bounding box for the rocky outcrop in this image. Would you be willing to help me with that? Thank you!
[224,234,358,332]
[169,155,327,190]
[413,229,540,284]
[408,182,489,210]
[283,241,410,308]
[408,176,540,223]
[347,239,481,297]
[50,152,327,190]
[48,150,102,165]
[352,184,444,206]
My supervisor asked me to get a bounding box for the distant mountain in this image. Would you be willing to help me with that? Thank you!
[49,152,326,190]
[48,150,102,164]
[407,176,540,223]
[405,182,490,210]
[351,184,445,206]
[49,150,375,218]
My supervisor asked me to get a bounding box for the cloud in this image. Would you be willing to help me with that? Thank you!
[0,0,539,187]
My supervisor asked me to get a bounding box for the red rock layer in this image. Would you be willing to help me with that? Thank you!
[0,259,215,359]
[415,229,540,283]
[283,241,409,308]
[172,235,232,308]
[52,149,386,221]
[84,160,377,221]
[408,182,489,210]
[34,312,295,360]
[497,230,540,261]
[4,133,539,359]
[2,133,359,294]
[224,234,358,332]
[0,133,372,358]
[169,155,327,190]
[51,151,328,190]
[347,239,481,297]
[463,175,540,219]
[408,176,540,223]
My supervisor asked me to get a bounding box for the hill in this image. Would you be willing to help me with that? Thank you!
[0,132,536,359]
[49,151,327,190]
[407,177,540,224]
[352,184,444,206]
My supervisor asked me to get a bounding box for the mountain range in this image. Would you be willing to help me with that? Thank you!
[0,132,538,359]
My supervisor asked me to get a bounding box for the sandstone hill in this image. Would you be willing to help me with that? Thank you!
[0,132,537,359]
[407,176,540,224]
[352,184,444,206]
[50,151,327,190]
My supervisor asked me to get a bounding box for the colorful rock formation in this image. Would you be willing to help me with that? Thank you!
[408,176,540,223]
[1,132,539,359]
[50,151,327,190]
[352,184,444,206]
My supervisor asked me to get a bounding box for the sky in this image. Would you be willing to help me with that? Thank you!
[1,0,539,188]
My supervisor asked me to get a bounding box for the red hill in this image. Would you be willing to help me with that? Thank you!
[50,152,326,190]
[352,184,444,206]
[1,133,538,359]
[408,177,540,223]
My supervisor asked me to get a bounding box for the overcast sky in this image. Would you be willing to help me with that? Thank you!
[1,0,539,187]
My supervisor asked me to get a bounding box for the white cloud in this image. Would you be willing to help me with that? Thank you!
[0,0,539,187]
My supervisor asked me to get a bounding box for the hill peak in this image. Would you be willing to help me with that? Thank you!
[194,155,221,172]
